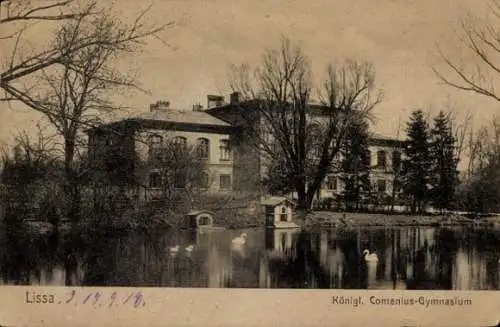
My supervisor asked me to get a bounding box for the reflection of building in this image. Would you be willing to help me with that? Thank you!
[316,231,345,288]
[260,229,300,287]
[452,248,490,290]
[264,229,299,258]
[206,245,232,288]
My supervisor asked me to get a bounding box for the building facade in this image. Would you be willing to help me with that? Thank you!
[87,101,238,197]
[87,95,404,203]
[205,94,405,204]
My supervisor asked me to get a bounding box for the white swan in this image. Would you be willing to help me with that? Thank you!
[363,249,379,262]
[169,245,180,253]
[232,233,248,246]
[185,245,195,253]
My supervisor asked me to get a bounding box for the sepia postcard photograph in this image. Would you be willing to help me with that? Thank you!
[0,0,500,326]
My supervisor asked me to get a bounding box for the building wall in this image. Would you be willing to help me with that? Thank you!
[207,103,405,201]
[133,129,234,193]
[310,142,404,200]
[87,102,405,205]
[205,106,262,199]
[367,144,404,197]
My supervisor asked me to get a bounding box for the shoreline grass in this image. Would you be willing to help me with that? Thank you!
[299,211,500,229]
[10,210,500,235]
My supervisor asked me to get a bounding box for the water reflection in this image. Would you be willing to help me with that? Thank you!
[0,226,499,290]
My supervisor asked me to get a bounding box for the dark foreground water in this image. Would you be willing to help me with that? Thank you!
[0,226,499,290]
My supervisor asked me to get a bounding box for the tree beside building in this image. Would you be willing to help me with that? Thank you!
[339,118,371,211]
[402,110,431,214]
[429,111,459,211]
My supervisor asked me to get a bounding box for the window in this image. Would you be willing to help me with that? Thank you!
[325,176,337,190]
[219,174,232,190]
[196,138,210,159]
[364,150,372,166]
[280,206,288,222]
[392,151,401,171]
[199,173,210,189]
[149,171,161,188]
[174,172,186,189]
[173,136,187,151]
[377,179,387,193]
[219,139,231,161]
[148,135,163,149]
[377,150,387,168]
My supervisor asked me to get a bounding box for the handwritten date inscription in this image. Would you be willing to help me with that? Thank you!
[25,290,146,308]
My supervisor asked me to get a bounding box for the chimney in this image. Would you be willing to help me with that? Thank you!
[192,103,203,111]
[207,95,224,109]
[150,100,170,111]
[230,92,240,105]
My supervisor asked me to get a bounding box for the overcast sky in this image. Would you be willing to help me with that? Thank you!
[1,0,499,144]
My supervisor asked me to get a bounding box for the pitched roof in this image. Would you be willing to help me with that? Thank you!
[370,132,405,142]
[132,109,232,127]
[261,196,293,206]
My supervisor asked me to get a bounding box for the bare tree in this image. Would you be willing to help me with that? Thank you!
[229,38,382,210]
[390,116,403,213]
[433,0,500,103]
[1,1,94,90]
[1,1,170,221]
[455,116,500,212]
[0,0,169,119]
[146,139,210,205]
[0,125,61,226]
[0,124,59,184]
[449,111,473,166]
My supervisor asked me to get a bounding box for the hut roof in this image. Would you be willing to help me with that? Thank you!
[187,210,215,217]
[260,196,293,207]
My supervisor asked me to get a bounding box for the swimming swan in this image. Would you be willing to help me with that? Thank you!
[232,233,248,245]
[363,249,379,262]
[169,245,180,253]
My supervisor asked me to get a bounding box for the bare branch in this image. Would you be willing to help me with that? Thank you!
[434,1,500,103]
[0,0,95,24]
[228,37,382,209]
[1,1,169,86]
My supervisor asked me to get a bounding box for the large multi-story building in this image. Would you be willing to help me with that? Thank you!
[87,100,237,195]
[87,94,405,203]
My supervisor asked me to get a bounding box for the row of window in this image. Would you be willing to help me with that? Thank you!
[371,150,401,169]
[148,171,232,190]
[324,176,391,193]
[148,135,231,161]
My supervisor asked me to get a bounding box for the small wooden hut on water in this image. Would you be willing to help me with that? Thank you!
[261,196,299,229]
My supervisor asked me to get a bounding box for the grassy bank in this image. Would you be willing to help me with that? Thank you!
[12,209,500,236]
[299,211,500,229]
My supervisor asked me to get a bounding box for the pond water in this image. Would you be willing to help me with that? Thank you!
[0,226,499,290]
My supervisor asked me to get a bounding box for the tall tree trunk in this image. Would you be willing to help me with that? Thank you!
[305,176,324,210]
[295,177,307,210]
[64,137,80,223]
